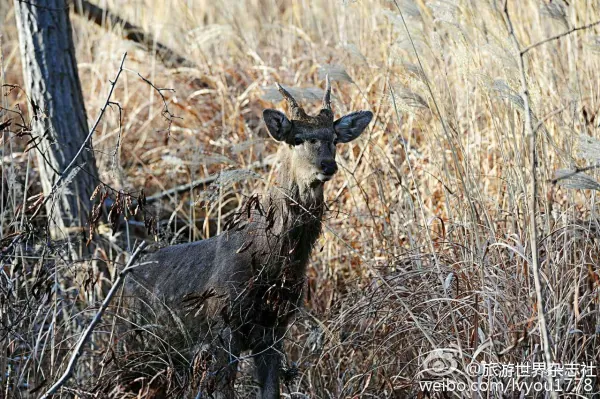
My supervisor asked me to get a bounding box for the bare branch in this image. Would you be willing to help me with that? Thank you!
[40,241,148,398]
[522,19,600,55]
[127,69,181,137]
[29,53,127,221]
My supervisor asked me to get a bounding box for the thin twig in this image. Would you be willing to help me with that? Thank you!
[0,101,61,175]
[40,241,148,398]
[522,19,600,55]
[108,100,123,173]
[124,68,181,137]
[503,3,556,398]
[29,53,127,221]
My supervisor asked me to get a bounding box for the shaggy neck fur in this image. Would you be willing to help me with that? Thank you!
[227,150,325,285]
[267,152,324,279]
[274,148,325,212]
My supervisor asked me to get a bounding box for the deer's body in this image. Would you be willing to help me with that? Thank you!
[124,80,372,398]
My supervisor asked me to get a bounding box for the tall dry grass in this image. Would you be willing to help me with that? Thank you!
[1,0,600,397]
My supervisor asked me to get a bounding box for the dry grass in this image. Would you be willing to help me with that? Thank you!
[2,0,600,397]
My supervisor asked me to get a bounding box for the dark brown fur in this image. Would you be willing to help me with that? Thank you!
[122,80,373,398]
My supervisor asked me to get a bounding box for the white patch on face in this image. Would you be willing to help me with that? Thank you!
[291,147,320,181]
[316,173,333,182]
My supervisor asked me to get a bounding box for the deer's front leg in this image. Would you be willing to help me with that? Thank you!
[252,333,283,399]
[206,327,241,398]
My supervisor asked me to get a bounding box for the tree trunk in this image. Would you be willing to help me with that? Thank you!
[14,0,98,255]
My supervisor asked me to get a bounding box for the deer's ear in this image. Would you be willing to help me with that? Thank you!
[334,111,373,143]
[263,109,292,142]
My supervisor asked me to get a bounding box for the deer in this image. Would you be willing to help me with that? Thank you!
[123,77,373,398]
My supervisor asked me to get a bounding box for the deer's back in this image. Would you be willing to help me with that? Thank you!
[127,231,250,304]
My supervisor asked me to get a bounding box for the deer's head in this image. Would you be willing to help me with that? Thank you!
[263,77,373,188]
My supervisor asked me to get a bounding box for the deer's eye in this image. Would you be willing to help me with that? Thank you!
[294,137,304,145]
[309,139,317,144]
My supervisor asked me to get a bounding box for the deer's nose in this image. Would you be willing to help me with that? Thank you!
[321,160,338,175]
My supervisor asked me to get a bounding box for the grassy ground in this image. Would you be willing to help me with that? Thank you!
[2,0,600,397]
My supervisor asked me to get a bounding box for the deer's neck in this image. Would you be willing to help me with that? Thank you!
[260,162,325,278]
[274,161,325,214]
